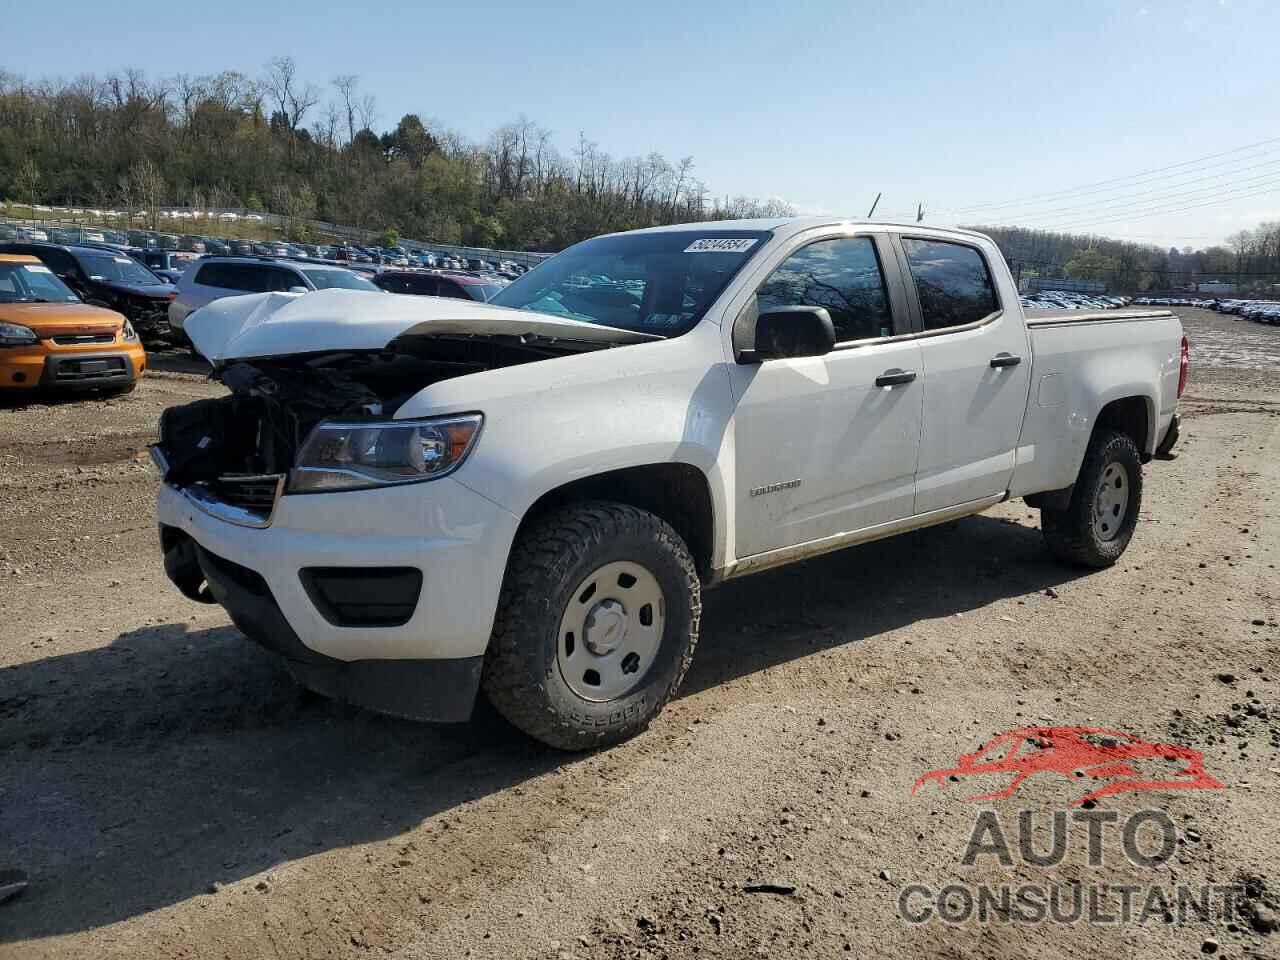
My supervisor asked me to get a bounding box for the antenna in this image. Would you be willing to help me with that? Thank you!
[916,203,925,223]
[866,192,882,218]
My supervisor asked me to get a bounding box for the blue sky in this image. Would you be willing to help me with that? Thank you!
[8,0,1278,248]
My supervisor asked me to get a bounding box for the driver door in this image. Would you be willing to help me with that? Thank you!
[727,233,924,559]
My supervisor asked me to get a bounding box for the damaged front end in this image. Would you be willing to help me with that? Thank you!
[152,333,575,527]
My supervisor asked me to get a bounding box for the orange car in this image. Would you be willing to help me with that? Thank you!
[0,254,145,393]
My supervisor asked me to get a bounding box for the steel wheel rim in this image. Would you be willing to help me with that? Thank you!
[557,560,666,702]
[1092,461,1130,541]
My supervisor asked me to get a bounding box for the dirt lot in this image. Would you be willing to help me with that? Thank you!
[1,309,1277,960]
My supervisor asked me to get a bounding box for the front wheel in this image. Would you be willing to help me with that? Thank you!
[1041,429,1143,568]
[482,501,701,751]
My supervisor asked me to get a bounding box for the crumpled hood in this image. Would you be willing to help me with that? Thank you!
[185,288,659,363]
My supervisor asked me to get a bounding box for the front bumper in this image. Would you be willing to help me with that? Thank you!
[156,476,521,664]
[1,344,144,389]
[166,535,483,722]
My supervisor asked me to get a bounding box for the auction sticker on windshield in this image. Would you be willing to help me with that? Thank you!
[684,238,759,253]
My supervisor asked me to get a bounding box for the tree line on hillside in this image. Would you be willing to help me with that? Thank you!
[0,60,793,252]
[973,224,1280,294]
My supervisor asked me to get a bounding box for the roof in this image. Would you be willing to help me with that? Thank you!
[617,217,991,243]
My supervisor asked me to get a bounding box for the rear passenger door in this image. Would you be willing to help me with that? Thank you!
[894,236,1031,514]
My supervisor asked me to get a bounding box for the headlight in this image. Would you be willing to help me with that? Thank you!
[0,322,38,347]
[121,319,140,342]
[288,414,483,493]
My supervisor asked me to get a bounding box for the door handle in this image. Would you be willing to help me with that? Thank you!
[990,353,1022,368]
[875,368,917,387]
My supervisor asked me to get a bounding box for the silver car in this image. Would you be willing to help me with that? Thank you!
[169,257,382,335]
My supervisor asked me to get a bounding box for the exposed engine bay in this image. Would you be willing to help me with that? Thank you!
[156,335,584,488]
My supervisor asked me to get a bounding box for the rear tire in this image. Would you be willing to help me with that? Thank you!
[1041,429,1143,568]
[482,501,700,751]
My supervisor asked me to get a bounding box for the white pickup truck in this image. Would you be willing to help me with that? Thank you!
[153,219,1187,749]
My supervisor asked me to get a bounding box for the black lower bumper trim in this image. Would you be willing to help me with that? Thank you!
[40,351,135,389]
[1155,413,1180,460]
[167,533,481,722]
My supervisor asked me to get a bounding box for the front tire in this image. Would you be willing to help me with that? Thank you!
[482,501,701,751]
[1041,429,1143,568]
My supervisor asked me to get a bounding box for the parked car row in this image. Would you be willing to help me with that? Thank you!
[1019,290,1133,311]
[1132,296,1217,308]
[1214,299,1280,323]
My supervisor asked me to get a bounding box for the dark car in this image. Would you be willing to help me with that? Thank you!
[0,242,176,340]
[372,270,508,302]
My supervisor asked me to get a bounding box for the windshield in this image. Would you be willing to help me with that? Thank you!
[490,230,771,335]
[475,283,506,301]
[78,253,162,285]
[0,262,80,303]
[301,268,381,291]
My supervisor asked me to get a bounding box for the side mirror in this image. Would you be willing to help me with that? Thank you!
[287,286,309,294]
[739,306,836,363]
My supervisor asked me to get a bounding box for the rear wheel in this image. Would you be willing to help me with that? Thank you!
[482,501,700,751]
[1041,429,1143,568]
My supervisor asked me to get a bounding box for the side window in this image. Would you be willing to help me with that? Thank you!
[194,263,224,287]
[43,249,79,277]
[195,263,251,290]
[756,237,893,342]
[409,276,438,296]
[263,268,300,292]
[900,238,999,331]
[437,281,469,300]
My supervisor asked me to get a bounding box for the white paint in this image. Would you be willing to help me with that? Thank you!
[157,217,1183,664]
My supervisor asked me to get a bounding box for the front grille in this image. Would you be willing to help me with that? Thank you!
[53,333,115,345]
[202,474,284,516]
[179,474,284,528]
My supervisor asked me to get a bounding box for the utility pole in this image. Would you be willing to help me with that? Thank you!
[866,192,882,218]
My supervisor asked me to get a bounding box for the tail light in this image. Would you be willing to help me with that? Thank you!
[1177,335,1189,398]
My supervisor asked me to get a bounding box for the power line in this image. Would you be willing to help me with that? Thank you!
[966,155,1280,225]
[981,167,1280,230]
[1013,182,1280,233]
[941,134,1280,215]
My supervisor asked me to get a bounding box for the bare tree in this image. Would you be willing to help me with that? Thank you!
[331,74,358,144]
[264,56,319,132]
[130,157,165,229]
[15,155,40,211]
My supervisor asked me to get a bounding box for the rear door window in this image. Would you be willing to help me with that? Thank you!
[900,238,999,331]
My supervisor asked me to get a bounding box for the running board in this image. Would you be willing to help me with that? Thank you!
[719,494,1006,581]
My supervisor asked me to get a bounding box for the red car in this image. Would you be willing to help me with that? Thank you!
[911,726,1224,806]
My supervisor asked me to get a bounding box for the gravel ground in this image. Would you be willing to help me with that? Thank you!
[0,310,1277,960]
